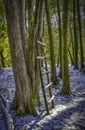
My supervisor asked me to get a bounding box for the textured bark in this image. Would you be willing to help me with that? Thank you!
[37,0,44,40]
[37,0,44,68]
[62,0,70,95]
[77,0,84,69]
[45,0,58,84]
[27,0,34,75]
[57,0,62,77]
[73,0,78,68]
[27,0,40,106]
[69,26,74,65]
[68,48,74,64]
[37,0,44,56]
[17,0,27,59]
[4,0,35,115]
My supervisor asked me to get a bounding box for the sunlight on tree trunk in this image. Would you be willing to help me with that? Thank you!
[56,0,62,77]
[27,0,40,106]
[4,0,35,115]
[45,0,58,84]
[62,0,70,95]
[77,0,84,69]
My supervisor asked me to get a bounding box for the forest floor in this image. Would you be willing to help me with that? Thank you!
[0,65,85,130]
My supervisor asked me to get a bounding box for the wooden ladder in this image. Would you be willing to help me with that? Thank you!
[37,40,55,115]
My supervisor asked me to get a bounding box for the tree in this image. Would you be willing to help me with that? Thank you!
[62,0,70,95]
[77,0,84,69]
[56,0,62,77]
[4,0,35,115]
[37,0,44,57]
[27,0,40,106]
[45,0,58,84]
[69,22,74,65]
[17,0,27,59]
[37,0,44,41]
[73,0,78,68]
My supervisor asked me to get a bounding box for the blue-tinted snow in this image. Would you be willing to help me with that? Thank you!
[0,65,85,130]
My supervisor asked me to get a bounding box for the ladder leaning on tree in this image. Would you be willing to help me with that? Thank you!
[37,40,55,115]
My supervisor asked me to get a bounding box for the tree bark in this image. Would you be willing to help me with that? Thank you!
[77,0,84,69]
[73,0,78,68]
[62,0,70,95]
[56,0,62,77]
[37,0,44,41]
[17,0,27,60]
[27,0,40,106]
[45,0,58,84]
[69,25,74,65]
[37,0,44,57]
[4,0,35,115]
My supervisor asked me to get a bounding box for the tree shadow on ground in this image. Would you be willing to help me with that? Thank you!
[20,98,85,130]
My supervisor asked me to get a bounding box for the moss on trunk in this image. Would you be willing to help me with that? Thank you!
[62,0,70,95]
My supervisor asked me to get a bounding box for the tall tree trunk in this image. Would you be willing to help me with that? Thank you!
[45,0,58,84]
[69,25,74,65]
[4,0,35,115]
[17,0,27,60]
[73,0,78,68]
[56,0,62,77]
[62,0,70,95]
[37,0,44,41]
[77,0,84,69]
[27,0,40,106]
[27,0,34,75]
[37,0,44,56]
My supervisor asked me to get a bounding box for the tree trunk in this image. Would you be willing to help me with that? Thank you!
[68,48,74,64]
[77,0,84,69]
[17,0,27,60]
[37,0,44,41]
[62,0,70,95]
[37,0,44,57]
[27,0,40,106]
[45,0,58,84]
[4,0,35,115]
[69,25,74,65]
[56,0,62,77]
[73,0,78,68]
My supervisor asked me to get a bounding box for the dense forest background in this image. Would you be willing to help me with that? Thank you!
[0,0,85,67]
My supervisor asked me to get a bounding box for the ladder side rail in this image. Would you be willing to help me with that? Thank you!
[44,54,55,108]
[44,54,50,83]
[39,59,50,115]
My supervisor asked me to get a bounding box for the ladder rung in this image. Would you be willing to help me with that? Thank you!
[37,40,46,47]
[45,82,53,90]
[42,70,51,75]
[48,95,55,103]
[36,56,47,59]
